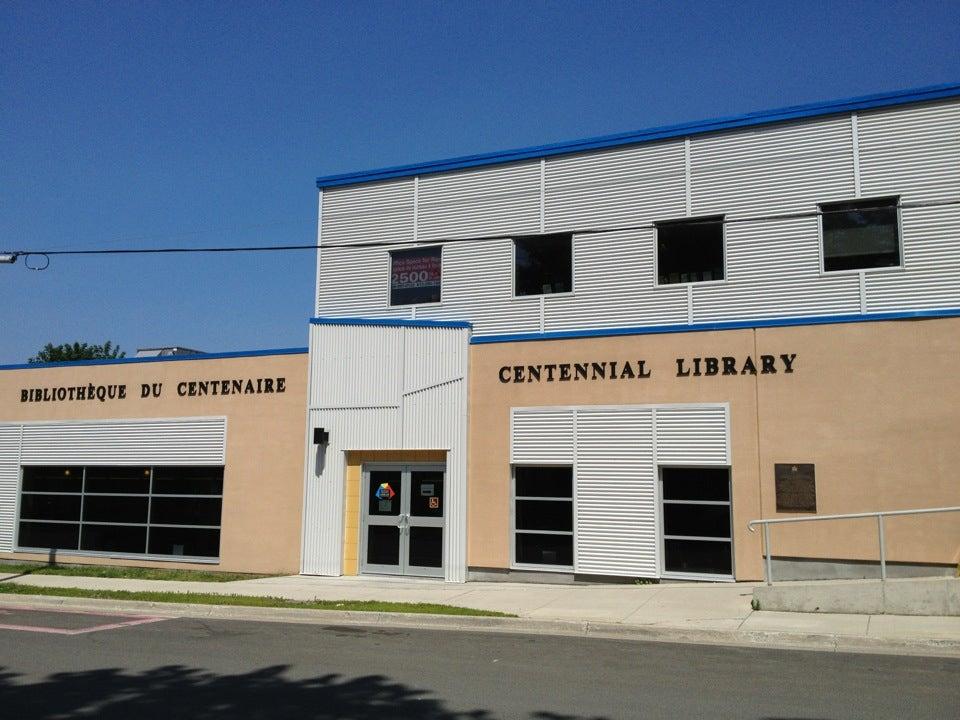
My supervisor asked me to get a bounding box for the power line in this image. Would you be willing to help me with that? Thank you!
[4,198,958,261]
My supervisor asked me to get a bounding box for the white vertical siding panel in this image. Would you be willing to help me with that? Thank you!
[19,418,226,466]
[544,140,686,232]
[858,99,960,202]
[303,322,470,581]
[575,409,657,577]
[655,406,729,465]
[511,409,575,463]
[310,323,404,408]
[0,425,21,552]
[417,162,541,242]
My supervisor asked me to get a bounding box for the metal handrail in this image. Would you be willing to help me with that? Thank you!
[747,506,960,585]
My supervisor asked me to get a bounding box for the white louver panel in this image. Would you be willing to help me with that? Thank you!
[417,161,540,242]
[575,408,657,577]
[19,418,226,466]
[545,139,686,232]
[321,179,415,245]
[309,322,405,408]
[511,409,575,464]
[0,425,21,552]
[654,406,729,465]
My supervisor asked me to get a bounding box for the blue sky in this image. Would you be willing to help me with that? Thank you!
[1,1,958,363]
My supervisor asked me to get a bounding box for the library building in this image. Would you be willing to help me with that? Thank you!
[2,81,959,582]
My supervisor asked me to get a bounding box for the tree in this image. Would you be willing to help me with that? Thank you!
[29,341,126,364]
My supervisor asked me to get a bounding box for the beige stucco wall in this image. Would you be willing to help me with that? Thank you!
[0,352,309,574]
[469,317,960,581]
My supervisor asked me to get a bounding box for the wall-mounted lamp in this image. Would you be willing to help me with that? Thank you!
[313,428,330,445]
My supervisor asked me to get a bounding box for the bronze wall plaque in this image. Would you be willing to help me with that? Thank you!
[775,463,816,513]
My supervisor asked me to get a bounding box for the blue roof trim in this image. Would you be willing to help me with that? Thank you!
[310,316,472,330]
[469,308,960,345]
[0,346,309,371]
[316,81,960,189]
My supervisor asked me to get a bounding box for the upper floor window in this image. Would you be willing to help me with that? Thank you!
[820,197,901,272]
[390,246,442,306]
[656,216,725,285]
[514,233,572,296]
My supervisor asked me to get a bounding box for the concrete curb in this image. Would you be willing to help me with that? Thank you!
[4,592,960,658]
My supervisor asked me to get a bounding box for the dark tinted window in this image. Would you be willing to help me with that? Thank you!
[662,468,730,501]
[82,495,148,524]
[514,234,572,296]
[152,467,223,495]
[18,521,79,550]
[148,527,221,558]
[657,217,724,284]
[516,500,573,532]
[85,466,150,494]
[81,524,147,554]
[19,494,81,521]
[150,497,222,526]
[516,533,573,566]
[821,197,899,271]
[21,466,82,493]
[515,466,573,498]
[390,246,442,305]
[664,539,732,575]
[663,504,731,538]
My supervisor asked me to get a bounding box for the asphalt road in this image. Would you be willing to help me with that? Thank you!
[1,611,958,719]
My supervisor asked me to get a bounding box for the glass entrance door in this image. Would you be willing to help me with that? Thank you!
[361,465,445,578]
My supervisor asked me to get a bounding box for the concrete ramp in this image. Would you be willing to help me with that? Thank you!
[753,576,960,616]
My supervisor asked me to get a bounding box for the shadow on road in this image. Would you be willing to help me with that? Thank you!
[0,664,610,720]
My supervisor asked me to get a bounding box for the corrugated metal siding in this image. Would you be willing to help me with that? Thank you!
[0,425,21,552]
[866,206,960,311]
[19,418,226,466]
[858,99,960,202]
[510,403,729,578]
[316,99,960,338]
[655,406,729,465]
[545,139,686,232]
[575,408,657,576]
[417,161,541,242]
[302,322,470,581]
[858,100,960,312]
[511,409,575,464]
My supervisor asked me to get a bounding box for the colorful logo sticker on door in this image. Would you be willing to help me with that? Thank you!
[375,483,395,501]
[428,497,439,510]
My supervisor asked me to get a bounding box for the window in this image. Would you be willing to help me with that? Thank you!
[661,467,732,576]
[17,465,224,559]
[513,466,573,568]
[514,233,572,296]
[821,197,900,272]
[390,246,442,305]
[655,216,724,285]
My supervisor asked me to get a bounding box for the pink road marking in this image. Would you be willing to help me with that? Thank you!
[0,616,166,635]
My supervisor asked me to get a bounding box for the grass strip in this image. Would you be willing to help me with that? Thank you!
[0,563,272,583]
[0,583,514,617]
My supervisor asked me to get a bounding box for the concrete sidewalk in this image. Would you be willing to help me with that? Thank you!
[4,571,960,655]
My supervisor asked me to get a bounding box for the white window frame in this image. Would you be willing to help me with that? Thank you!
[510,463,575,572]
[386,243,444,308]
[511,232,575,299]
[653,215,728,289]
[817,195,905,276]
[657,464,735,582]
